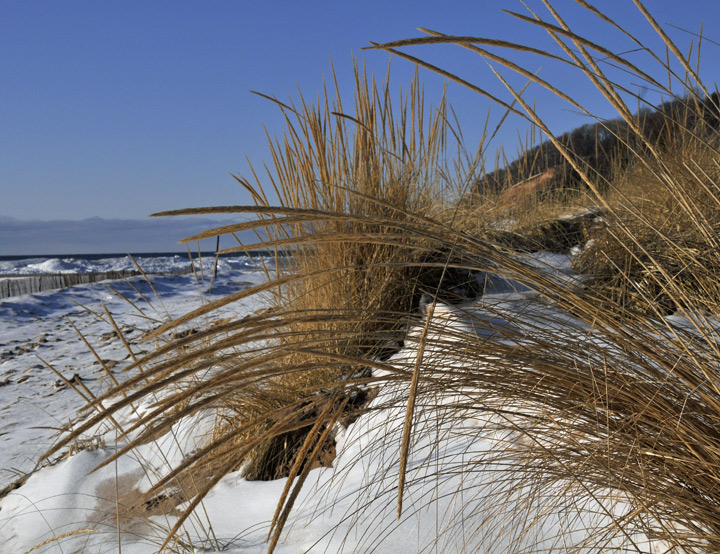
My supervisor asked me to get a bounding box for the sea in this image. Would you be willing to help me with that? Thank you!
[0,251,273,276]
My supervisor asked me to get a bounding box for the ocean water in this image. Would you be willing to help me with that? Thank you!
[0,251,274,275]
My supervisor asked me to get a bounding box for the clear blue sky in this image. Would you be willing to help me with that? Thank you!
[2,0,719,224]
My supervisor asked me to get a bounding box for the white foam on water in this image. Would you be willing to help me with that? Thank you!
[0,252,274,275]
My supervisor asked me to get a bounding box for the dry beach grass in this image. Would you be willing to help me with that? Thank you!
[31,1,720,552]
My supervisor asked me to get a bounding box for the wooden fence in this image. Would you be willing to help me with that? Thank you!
[0,268,193,299]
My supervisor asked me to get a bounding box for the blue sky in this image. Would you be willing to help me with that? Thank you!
[2,1,719,253]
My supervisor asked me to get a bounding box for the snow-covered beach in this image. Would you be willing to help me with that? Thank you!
[0,252,682,553]
[0,254,269,491]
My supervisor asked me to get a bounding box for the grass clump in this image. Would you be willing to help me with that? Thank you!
[574,109,720,315]
[368,1,720,551]
[243,63,451,361]
[212,62,475,482]
[40,61,487,551]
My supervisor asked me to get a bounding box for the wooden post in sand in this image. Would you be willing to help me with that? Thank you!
[212,235,220,281]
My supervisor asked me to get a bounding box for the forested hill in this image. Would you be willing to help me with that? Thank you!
[478,92,720,194]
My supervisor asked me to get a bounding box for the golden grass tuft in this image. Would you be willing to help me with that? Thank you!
[41,61,490,551]
[212,62,474,482]
[367,1,720,550]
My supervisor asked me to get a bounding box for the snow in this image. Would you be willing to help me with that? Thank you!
[0,254,681,553]
[0,266,267,490]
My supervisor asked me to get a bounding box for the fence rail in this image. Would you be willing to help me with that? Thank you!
[0,267,193,299]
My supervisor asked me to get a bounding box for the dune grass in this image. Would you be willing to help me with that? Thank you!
[366,1,720,551]
[40,62,493,551]
[39,1,720,552]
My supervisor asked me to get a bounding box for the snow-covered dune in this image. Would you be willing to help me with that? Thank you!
[0,255,679,553]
